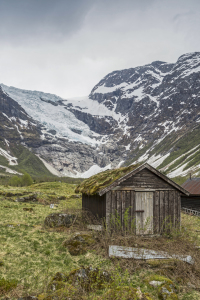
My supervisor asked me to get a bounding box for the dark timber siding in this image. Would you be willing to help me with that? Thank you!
[82,167,182,234]
[119,169,174,189]
[106,189,181,234]
[106,190,135,230]
[181,195,200,211]
[82,193,106,219]
[153,190,181,233]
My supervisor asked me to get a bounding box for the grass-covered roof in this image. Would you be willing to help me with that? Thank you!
[75,164,140,195]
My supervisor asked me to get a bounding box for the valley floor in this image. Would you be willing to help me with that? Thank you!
[0,183,200,299]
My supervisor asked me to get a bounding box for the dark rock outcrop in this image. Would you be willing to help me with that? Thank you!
[44,213,75,228]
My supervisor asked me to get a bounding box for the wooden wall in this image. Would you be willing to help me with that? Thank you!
[82,168,182,234]
[106,189,181,234]
[106,190,135,231]
[82,193,106,219]
[153,190,181,234]
[181,195,200,210]
[119,168,174,189]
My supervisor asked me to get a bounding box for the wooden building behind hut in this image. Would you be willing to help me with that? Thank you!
[181,177,200,210]
[76,163,189,235]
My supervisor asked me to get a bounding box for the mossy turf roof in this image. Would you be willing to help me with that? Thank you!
[75,164,140,195]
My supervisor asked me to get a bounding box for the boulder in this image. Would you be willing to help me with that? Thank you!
[47,268,111,296]
[149,280,163,287]
[16,194,38,202]
[147,275,178,300]
[44,213,75,228]
[63,233,95,255]
[67,266,111,291]
[158,284,178,299]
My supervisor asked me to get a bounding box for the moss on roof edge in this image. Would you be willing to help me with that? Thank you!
[75,164,140,195]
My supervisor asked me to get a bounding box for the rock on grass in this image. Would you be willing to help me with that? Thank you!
[44,213,75,228]
[48,267,111,293]
[63,233,96,256]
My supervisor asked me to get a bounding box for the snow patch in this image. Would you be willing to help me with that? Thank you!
[4,139,9,147]
[147,153,170,168]
[125,144,131,150]
[117,161,125,168]
[74,164,112,178]
[0,147,18,165]
[0,165,22,175]
[1,85,100,145]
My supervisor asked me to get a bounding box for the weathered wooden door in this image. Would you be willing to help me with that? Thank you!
[135,192,153,234]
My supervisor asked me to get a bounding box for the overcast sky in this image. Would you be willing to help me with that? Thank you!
[0,0,200,98]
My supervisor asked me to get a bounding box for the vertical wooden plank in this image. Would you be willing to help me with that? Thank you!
[169,190,174,230]
[174,191,178,228]
[130,190,135,233]
[160,191,164,233]
[164,191,169,233]
[177,193,181,229]
[121,191,125,230]
[116,191,121,230]
[126,191,131,230]
[153,191,159,234]
[111,191,115,215]
[103,194,106,221]
[144,192,153,234]
[106,191,111,225]
[136,192,143,234]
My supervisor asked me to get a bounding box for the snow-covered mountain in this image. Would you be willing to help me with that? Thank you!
[0,52,200,178]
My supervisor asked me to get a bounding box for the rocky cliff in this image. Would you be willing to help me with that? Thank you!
[1,52,200,178]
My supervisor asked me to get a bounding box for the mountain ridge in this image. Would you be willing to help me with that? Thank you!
[0,51,200,178]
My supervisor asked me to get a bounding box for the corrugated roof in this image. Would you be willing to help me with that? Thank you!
[182,178,200,195]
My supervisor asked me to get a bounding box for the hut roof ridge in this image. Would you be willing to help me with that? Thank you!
[75,163,140,195]
[99,163,190,196]
[76,163,190,196]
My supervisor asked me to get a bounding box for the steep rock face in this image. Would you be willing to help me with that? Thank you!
[88,52,200,153]
[68,109,118,135]
[1,52,200,178]
[0,86,42,147]
[0,86,124,176]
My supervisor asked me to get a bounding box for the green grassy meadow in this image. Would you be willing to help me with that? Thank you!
[0,182,200,299]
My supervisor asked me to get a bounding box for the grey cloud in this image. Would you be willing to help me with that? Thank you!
[0,0,155,43]
[0,0,94,42]
[0,0,200,98]
[173,11,194,22]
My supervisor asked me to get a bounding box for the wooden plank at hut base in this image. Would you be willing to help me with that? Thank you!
[109,245,194,264]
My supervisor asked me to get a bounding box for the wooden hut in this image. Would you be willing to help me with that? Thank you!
[181,177,200,210]
[76,163,189,234]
